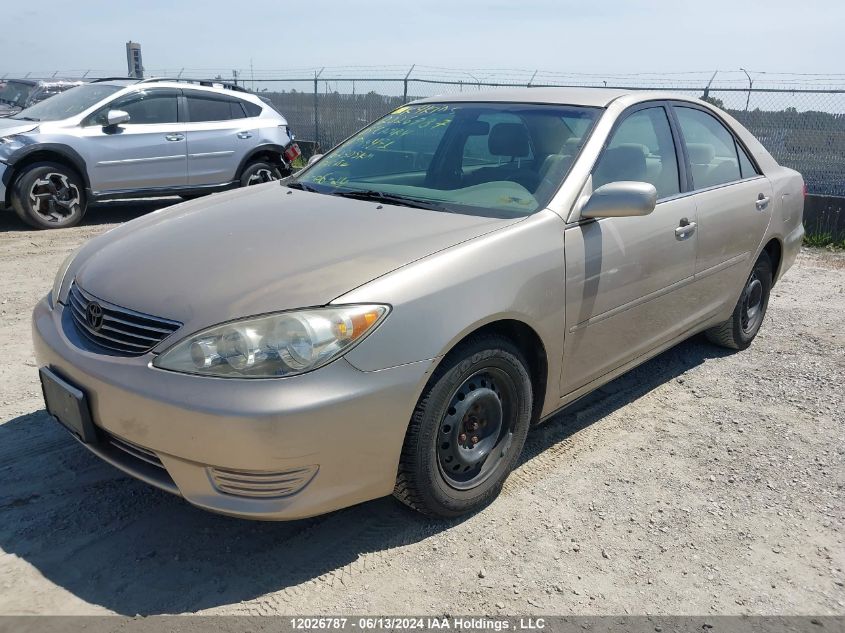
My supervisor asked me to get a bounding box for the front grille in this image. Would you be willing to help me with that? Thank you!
[209,465,318,499]
[67,282,181,355]
[106,433,165,469]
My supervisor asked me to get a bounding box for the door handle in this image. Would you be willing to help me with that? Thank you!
[237,131,253,139]
[755,194,770,210]
[165,133,184,142]
[675,218,697,240]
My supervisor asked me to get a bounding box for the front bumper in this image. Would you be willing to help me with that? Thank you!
[32,297,434,520]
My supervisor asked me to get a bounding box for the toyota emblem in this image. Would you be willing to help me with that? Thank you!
[86,302,104,330]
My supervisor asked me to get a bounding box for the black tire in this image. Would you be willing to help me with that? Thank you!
[394,334,533,517]
[239,161,282,187]
[705,251,773,350]
[11,162,86,229]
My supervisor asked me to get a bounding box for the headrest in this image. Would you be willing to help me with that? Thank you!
[488,123,530,157]
[595,145,647,184]
[687,143,715,165]
[563,137,582,154]
[617,143,649,158]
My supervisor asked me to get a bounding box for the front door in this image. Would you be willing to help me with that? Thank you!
[561,104,702,395]
[77,88,187,193]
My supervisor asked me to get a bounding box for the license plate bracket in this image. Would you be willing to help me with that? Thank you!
[39,367,98,444]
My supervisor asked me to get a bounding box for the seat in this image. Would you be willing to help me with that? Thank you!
[463,123,535,188]
[539,153,573,182]
[593,145,647,188]
[687,142,716,188]
[487,122,531,158]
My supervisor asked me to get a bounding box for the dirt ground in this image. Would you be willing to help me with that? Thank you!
[0,202,842,616]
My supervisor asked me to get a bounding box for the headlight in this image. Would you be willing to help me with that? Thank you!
[153,304,389,378]
[51,248,80,307]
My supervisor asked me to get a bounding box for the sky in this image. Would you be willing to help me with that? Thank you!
[2,0,843,80]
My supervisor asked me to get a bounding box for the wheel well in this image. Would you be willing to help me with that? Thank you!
[448,319,548,425]
[763,238,783,285]
[5,152,86,207]
[237,149,284,178]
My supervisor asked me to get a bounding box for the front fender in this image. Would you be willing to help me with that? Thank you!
[334,209,567,417]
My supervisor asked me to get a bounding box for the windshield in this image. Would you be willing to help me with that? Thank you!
[294,102,600,217]
[0,81,35,108]
[11,83,122,122]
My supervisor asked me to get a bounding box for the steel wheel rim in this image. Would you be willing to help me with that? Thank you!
[29,173,81,223]
[740,271,764,334]
[246,168,278,186]
[437,367,517,491]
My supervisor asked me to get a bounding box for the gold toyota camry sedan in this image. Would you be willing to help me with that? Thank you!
[33,88,805,519]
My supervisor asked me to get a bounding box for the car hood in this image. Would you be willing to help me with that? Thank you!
[72,184,522,335]
[0,116,36,132]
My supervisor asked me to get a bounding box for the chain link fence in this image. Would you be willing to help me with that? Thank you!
[256,78,844,197]
[4,68,843,196]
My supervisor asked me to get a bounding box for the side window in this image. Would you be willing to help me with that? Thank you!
[675,107,742,189]
[737,142,759,179]
[87,89,178,126]
[593,107,680,200]
[462,113,533,168]
[186,93,245,122]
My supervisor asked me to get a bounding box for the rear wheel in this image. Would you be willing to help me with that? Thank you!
[11,162,86,229]
[705,251,773,350]
[240,161,282,187]
[394,335,533,517]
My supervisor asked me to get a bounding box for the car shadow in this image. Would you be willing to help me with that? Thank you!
[0,334,731,615]
[0,198,183,232]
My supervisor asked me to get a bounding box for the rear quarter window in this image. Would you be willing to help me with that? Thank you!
[242,100,262,117]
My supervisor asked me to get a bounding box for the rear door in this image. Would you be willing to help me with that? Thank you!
[670,104,773,314]
[78,88,187,193]
[183,90,257,186]
[561,104,701,395]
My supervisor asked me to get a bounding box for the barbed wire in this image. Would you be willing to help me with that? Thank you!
[3,66,845,90]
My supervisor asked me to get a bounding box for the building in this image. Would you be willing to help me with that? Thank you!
[126,41,143,79]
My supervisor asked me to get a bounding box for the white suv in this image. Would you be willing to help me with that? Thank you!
[0,77,299,228]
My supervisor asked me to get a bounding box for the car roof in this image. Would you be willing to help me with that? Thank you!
[412,87,703,109]
[5,78,84,86]
[93,78,260,101]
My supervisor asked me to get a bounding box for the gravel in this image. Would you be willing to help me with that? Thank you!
[0,202,842,615]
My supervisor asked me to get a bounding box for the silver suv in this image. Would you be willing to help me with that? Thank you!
[0,78,299,229]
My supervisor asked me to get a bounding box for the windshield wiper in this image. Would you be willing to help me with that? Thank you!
[331,189,453,212]
[12,116,39,121]
[286,181,319,192]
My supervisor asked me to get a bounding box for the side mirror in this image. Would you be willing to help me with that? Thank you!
[106,109,130,126]
[580,181,657,219]
[307,153,323,167]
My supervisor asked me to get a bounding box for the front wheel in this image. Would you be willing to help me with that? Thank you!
[394,335,533,517]
[705,251,773,350]
[11,162,87,229]
[240,161,282,187]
